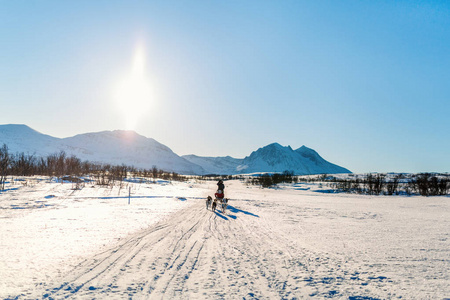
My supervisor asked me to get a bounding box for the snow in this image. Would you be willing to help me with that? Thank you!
[1,177,448,299]
[182,155,243,175]
[0,177,203,297]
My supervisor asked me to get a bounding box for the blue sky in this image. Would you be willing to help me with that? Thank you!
[1,1,449,173]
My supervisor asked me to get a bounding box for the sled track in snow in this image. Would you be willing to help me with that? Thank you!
[18,199,419,299]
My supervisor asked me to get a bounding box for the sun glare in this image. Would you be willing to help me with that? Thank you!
[115,43,152,130]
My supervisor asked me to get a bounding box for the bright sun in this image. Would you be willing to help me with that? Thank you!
[115,43,152,130]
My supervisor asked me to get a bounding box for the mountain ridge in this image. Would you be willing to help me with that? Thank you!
[0,124,204,175]
[230,143,351,175]
[0,124,350,175]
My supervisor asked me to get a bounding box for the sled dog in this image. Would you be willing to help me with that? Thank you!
[211,199,217,212]
[221,198,228,213]
[206,195,212,210]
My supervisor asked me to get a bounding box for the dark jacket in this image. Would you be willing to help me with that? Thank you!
[217,181,225,192]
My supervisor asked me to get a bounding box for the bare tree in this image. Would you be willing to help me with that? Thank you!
[11,152,36,176]
[0,144,11,190]
[152,165,158,179]
[386,175,400,195]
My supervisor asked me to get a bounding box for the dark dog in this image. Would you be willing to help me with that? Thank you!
[211,199,217,212]
[206,195,212,210]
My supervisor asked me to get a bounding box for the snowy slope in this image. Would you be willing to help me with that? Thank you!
[182,155,243,175]
[62,130,204,174]
[295,145,351,174]
[237,143,351,175]
[0,125,204,175]
[0,124,61,156]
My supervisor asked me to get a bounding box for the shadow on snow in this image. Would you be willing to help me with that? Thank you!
[0,187,19,193]
[227,205,259,218]
[213,211,229,220]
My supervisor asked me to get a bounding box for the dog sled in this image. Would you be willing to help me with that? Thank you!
[206,194,228,214]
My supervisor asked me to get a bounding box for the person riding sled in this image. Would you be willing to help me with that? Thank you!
[215,179,225,199]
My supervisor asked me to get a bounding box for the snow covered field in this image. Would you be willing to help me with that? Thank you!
[1,177,449,299]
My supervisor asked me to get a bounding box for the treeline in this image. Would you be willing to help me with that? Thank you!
[245,170,449,196]
[327,173,449,196]
[0,144,184,190]
[197,174,243,182]
[246,171,297,188]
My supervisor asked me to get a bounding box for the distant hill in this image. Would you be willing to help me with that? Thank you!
[0,124,351,175]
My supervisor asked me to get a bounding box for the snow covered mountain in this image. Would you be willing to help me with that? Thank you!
[183,143,351,175]
[0,124,61,157]
[295,145,351,174]
[235,143,350,175]
[61,131,204,174]
[0,125,350,175]
[0,124,203,175]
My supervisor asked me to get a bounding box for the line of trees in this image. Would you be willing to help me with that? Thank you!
[244,170,449,196]
[246,171,297,188]
[327,173,449,196]
[0,144,184,190]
